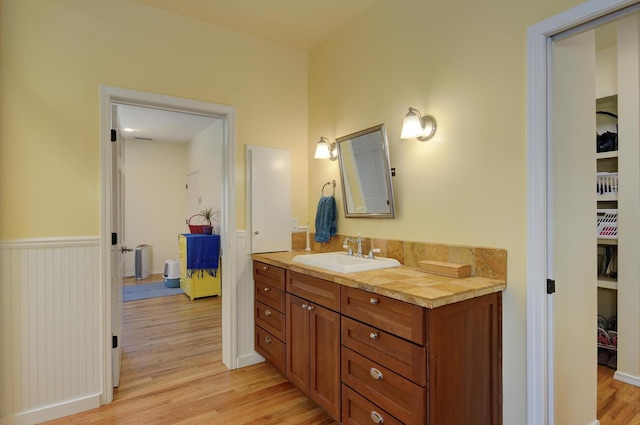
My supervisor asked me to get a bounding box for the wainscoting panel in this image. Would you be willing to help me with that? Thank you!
[0,238,101,424]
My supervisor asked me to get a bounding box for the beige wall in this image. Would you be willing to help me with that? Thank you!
[308,0,582,423]
[0,0,309,239]
[187,121,224,234]
[123,140,187,276]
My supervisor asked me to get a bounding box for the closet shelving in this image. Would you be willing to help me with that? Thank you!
[596,95,618,362]
[596,96,618,292]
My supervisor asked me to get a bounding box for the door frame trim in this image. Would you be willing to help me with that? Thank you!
[99,85,237,404]
[526,1,638,423]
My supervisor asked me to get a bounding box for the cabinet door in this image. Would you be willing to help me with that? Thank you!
[310,303,341,422]
[427,292,501,425]
[286,294,310,394]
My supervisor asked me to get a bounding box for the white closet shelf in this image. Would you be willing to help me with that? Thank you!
[596,151,619,160]
[598,277,618,290]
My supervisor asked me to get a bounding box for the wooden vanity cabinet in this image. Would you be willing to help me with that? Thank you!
[253,261,287,375]
[253,260,502,425]
[341,285,502,425]
[286,271,341,422]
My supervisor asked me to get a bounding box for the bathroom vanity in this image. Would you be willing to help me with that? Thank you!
[252,250,506,425]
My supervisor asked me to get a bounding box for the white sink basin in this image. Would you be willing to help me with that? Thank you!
[292,252,401,274]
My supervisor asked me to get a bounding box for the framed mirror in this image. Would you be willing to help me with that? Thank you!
[336,124,396,218]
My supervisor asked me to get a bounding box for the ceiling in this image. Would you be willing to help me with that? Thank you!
[120,0,381,143]
[131,0,381,52]
[117,104,219,144]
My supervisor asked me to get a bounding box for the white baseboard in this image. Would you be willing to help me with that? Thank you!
[0,394,101,425]
[236,351,265,369]
[614,370,640,387]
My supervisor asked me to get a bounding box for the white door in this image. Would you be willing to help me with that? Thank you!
[247,146,292,253]
[111,104,127,388]
[550,30,598,424]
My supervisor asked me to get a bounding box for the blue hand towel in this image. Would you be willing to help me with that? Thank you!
[314,196,337,243]
[183,234,220,271]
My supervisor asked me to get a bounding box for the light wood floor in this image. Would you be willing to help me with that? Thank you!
[40,279,639,424]
[598,364,640,424]
[42,281,336,425]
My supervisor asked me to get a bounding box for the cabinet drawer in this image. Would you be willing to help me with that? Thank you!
[288,271,340,312]
[253,261,285,291]
[255,325,285,376]
[255,300,285,342]
[342,384,403,425]
[341,286,425,345]
[255,282,286,313]
[341,316,426,386]
[342,347,426,425]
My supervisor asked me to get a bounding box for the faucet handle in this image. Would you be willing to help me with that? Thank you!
[343,241,354,256]
[368,248,381,259]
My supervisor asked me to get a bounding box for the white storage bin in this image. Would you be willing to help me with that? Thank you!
[597,172,619,199]
[597,209,618,239]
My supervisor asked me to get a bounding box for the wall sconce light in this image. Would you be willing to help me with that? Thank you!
[314,137,338,161]
[400,107,437,141]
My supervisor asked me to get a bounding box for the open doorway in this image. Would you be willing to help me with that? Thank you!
[99,85,237,404]
[115,104,222,280]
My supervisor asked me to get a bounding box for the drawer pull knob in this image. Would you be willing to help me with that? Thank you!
[369,368,384,380]
[370,411,384,424]
[262,265,269,270]
[306,305,314,311]
[369,332,379,340]
[264,336,272,344]
[301,303,308,309]
[263,287,270,292]
[369,297,379,305]
[264,309,272,316]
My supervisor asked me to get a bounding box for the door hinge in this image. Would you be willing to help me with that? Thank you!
[110,129,116,142]
[547,279,556,294]
[112,335,118,349]
[112,232,117,245]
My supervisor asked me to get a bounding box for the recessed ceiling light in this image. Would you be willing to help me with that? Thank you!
[123,128,134,132]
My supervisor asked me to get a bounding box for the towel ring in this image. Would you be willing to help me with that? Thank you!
[321,180,336,197]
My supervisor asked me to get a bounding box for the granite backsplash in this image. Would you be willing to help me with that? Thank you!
[291,232,506,281]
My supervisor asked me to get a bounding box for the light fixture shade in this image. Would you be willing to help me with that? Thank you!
[400,107,437,141]
[314,138,331,159]
[401,113,423,139]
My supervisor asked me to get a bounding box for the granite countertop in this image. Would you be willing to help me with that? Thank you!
[252,250,507,309]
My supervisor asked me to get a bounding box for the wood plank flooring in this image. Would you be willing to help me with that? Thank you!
[40,277,640,424]
[42,283,336,425]
[598,365,640,425]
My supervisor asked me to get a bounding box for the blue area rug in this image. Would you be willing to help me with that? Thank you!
[123,282,183,302]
